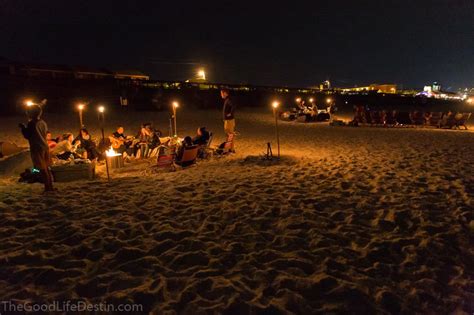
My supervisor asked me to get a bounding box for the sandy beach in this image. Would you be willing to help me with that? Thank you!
[0,108,473,314]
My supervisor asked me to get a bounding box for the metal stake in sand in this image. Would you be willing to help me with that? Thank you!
[172,101,179,137]
[272,101,281,159]
[77,103,85,128]
[98,105,110,181]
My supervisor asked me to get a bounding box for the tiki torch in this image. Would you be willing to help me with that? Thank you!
[172,101,179,137]
[98,105,110,181]
[272,101,280,159]
[77,103,85,128]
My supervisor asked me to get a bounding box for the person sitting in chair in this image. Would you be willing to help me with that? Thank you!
[74,128,100,161]
[193,127,210,146]
[176,136,193,162]
[134,123,158,157]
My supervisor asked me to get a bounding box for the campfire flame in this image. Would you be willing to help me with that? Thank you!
[106,146,121,157]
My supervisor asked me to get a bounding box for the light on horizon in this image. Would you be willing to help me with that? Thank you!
[77,103,85,110]
[172,101,179,108]
[295,97,301,103]
[197,69,206,80]
[272,101,279,109]
[98,106,105,113]
[326,98,332,104]
[25,100,34,107]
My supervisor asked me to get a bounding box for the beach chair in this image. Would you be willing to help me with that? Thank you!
[396,112,411,126]
[455,113,471,130]
[440,112,457,129]
[156,145,176,171]
[175,145,199,168]
[296,114,309,123]
[369,111,383,126]
[383,110,397,126]
[428,112,443,128]
[215,133,235,155]
[199,132,214,159]
[409,111,424,126]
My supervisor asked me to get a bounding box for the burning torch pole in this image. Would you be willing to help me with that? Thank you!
[172,101,179,137]
[98,106,110,181]
[77,103,85,128]
[272,101,280,159]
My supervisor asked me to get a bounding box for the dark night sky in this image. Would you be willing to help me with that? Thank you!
[1,0,473,89]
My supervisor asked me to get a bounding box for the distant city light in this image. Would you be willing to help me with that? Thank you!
[295,97,301,103]
[25,100,34,107]
[98,106,105,113]
[272,101,279,108]
[197,69,206,80]
[309,98,314,103]
[326,98,332,104]
[172,101,179,108]
[77,103,85,110]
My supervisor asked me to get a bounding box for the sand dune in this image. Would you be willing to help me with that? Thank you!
[0,108,473,314]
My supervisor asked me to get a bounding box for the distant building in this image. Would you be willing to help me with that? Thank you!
[418,82,462,100]
[340,83,397,94]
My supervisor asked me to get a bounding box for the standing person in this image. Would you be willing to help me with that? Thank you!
[220,89,236,152]
[19,105,54,192]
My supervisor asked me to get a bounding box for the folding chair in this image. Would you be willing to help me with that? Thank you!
[175,145,199,168]
[156,145,176,171]
[455,113,471,130]
[199,132,214,159]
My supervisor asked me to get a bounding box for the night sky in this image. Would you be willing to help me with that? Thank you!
[1,0,473,89]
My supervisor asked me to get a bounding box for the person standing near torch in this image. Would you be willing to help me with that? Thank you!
[220,88,236,152]
[19,104,54,192]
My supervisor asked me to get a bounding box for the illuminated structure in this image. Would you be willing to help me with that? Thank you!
[340,83,397,94]
[418,82,462,100]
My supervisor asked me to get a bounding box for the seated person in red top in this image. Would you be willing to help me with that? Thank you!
[46,131,58,150]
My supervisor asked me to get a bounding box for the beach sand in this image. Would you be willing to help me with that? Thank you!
[0,108,473,314]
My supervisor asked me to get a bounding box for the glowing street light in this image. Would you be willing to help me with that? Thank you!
[197,69,206,81]
[326,98,332,104]
[77,103,85,128]
[309,98,314,103]
[295,97,301,103]
[272,101,281,159]
[172,101,179,137]
[97,105,110,181]
[25,100,35,107]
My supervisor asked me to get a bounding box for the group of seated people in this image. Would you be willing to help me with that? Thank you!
[47,128,101,162]
[45,123,212,166]
[350,105,471,129]
[109,124,212,163]
[280,100,332,122]
[109,124,162,158]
